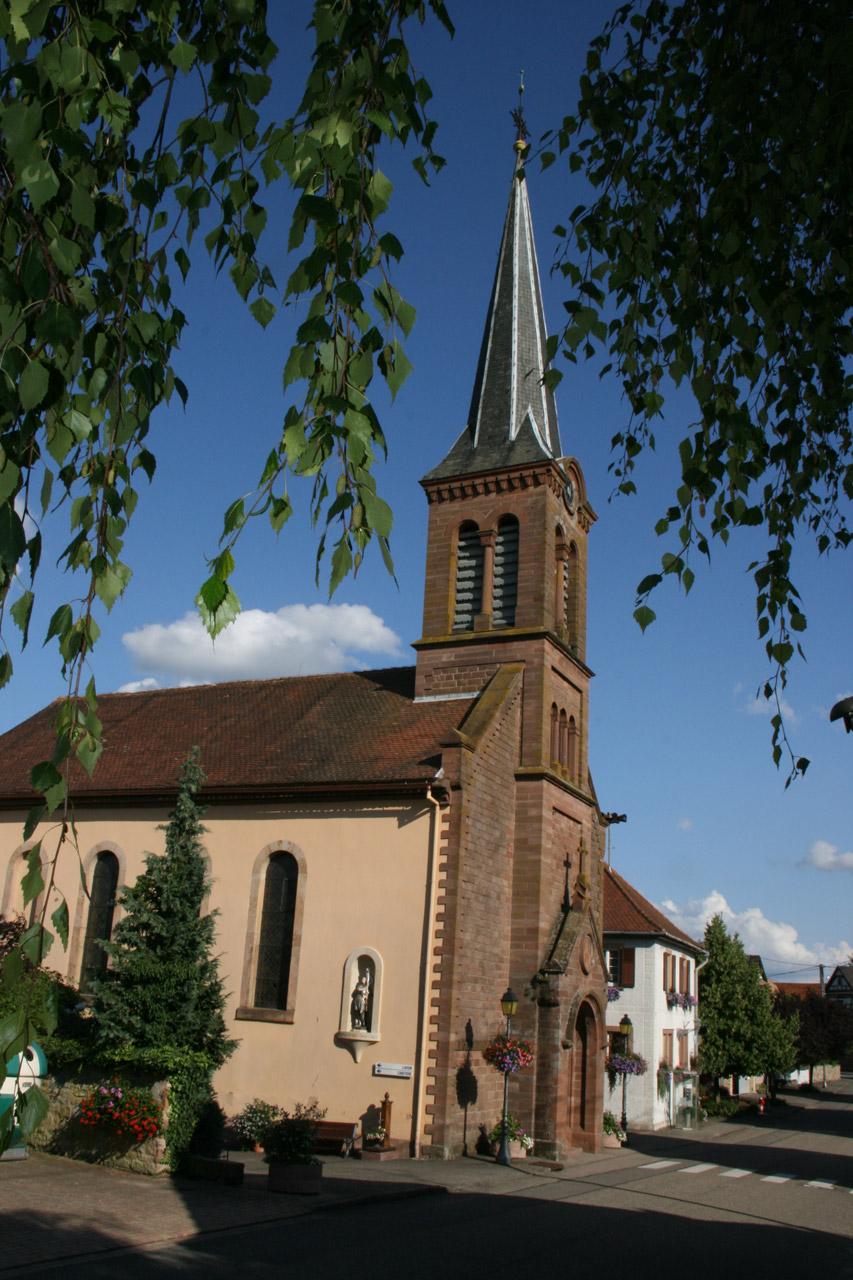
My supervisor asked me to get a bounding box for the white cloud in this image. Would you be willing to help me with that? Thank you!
[677,818,693,831]
[744,692,798,723]
[116,677,161,694]
[802,839,853,873]
[660,890,852,970]
[120,603,404,686]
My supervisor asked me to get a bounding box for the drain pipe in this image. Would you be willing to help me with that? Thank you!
[412,782,445,1158]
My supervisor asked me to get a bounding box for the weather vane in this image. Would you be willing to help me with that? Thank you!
[510,69,529,144]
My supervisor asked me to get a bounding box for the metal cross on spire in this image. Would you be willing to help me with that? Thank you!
[510,69,529,146]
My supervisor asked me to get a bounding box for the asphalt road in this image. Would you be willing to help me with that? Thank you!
[13,1081,853,1279]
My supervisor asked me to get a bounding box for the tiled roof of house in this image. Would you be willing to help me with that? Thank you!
[0,667,473,803]
[774,982,821,999]
[603,864,703,952]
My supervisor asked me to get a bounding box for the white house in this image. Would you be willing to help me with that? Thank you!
[603,865,705,1131]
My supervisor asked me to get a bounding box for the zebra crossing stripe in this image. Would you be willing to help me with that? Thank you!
[720,1168,751,1178]
[639,1160,681,1169]
[762,1175,792,1183]
[805,1180,835,1190]
[681,1163,717,1174]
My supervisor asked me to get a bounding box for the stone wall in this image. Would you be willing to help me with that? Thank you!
[27,1076,170,1175]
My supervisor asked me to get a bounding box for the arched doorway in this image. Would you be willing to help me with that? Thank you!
[568,999,601,1150]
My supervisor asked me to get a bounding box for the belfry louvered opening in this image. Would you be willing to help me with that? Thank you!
[453,523,484,631]
[492,515,519,627]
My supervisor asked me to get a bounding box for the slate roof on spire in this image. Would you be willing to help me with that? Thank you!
[423,146,563,482]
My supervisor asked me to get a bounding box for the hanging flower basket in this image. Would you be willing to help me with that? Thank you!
[607,986,621,1003]
[482,1035,534,1075]
[606,1052,648,1091]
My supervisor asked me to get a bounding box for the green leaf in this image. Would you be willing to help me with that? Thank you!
[0,457,20,504]
[361,490,393,538]
[633,605,656,632]
[44,603,73,646]
[21,847,44,908]
[19,360,49,411]
[0,505,26,572]
[169,40,197,73]
[250,296,276,329]
[17,1085,49,1139]
[196,580,241,638]
[51,897,69,949]
[0,654,12,689]
[0,1009,27,1066]
[10,591,34,647]
[20,159,59,211]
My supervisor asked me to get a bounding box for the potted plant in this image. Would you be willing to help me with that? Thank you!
[487,1114,533,1159]
[264,1099,326,1194]
[231,1098,282,1152]
[602,1111,625,1148]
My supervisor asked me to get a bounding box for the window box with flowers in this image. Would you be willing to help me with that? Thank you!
[666,993,697,1011]
[607,986,621,1003]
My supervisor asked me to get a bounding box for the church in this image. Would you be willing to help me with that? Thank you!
[0,138,609,1158]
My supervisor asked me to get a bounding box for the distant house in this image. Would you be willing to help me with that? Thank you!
[603,866,705,1130]
[773,981,820,1000]
[825,965,853,1010]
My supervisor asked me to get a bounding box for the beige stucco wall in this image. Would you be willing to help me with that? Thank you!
[0,796,436,1147]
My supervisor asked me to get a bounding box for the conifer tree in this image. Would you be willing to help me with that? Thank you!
[93,753,234,1066]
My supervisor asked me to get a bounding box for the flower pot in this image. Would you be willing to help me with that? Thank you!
[603,1133,622,1149]
[267,1160,323,1195]
[508,1140,528,1159]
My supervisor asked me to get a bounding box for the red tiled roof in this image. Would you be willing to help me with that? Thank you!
[774,982,820,999]
[0,667,472,803]
[603,865,703,951]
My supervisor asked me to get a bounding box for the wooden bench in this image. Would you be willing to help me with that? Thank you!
[312,1121,359,1157]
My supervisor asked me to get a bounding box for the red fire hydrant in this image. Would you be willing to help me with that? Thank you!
[758,1095,767,1116]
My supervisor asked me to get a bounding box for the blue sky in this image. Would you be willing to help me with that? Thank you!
[4,3,851,978]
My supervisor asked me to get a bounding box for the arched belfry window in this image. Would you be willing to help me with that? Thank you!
[254,852,298,1010]
[566,543,579,639]
[550,703,559,764]
[80,850,119,991]
[453,522,484,631]
[568,715,578,781]
[492,516,519,627]
[559,709,569,766]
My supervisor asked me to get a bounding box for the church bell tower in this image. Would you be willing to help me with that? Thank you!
[416,129,608,1157]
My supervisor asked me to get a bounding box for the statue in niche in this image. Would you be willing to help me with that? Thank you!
[350,969,371,1030]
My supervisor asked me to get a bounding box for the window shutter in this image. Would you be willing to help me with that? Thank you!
[621,947,635,987]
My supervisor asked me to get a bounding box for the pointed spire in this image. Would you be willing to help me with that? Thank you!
[424,121,562,483]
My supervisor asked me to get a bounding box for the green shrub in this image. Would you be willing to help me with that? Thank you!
[231,1098,283,1149]
[263,1099,326,1166]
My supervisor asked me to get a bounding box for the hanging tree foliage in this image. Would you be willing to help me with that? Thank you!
[545,0,851,782]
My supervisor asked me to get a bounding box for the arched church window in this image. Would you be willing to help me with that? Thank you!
[559,709,569,766]
[80,850,119,991]
[567,716,578,781]
[550,703,559,764]
[453,522,484,631]
[254,852,298,1010]
[566,543,579,639]
[492,515,519,627]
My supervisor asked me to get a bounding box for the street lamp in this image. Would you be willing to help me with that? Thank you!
[619,1013,633,1144]
[496,986,518,1166]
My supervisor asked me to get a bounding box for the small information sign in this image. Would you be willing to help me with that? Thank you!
[373,1063,413,1079]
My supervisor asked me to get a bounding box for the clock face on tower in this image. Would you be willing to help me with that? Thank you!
[563,477,575,512]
